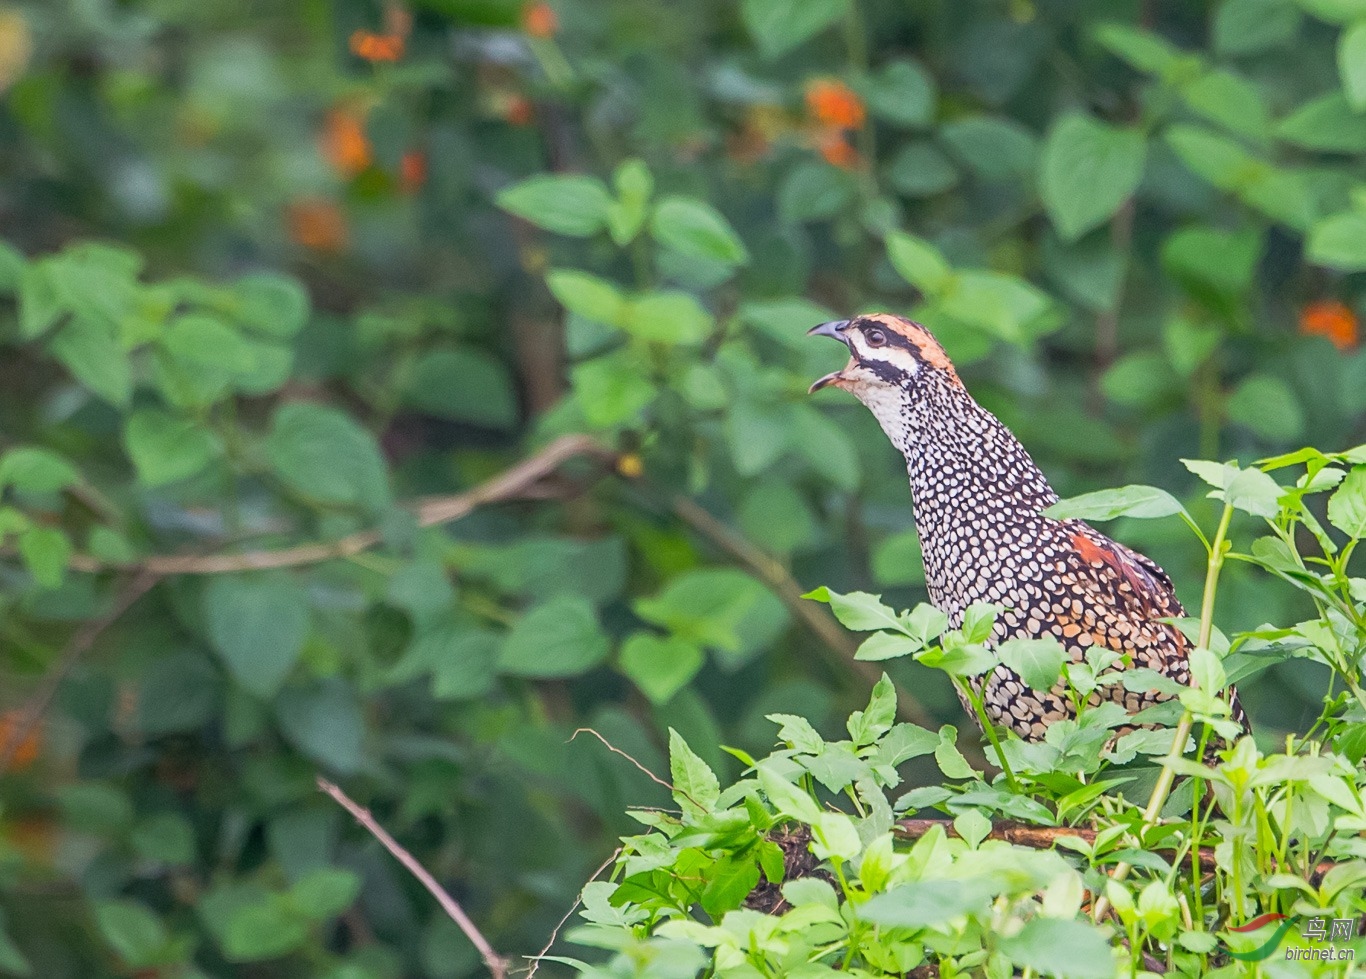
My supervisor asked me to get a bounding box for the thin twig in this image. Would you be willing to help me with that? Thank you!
[671,496,939,731]
[568,728,700,810]
[525,847,621,979]
[0,569,160,773]
[318,777,509,979]
[64,435,612,576]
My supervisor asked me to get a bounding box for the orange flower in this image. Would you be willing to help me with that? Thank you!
[350,29,404,62]
[817,130,859,170]
[287,197,348,253]
[0,711,41,770]
[399,151,427,193]
[1299,300,1359,350]
[805,78,865,130]
[521,2,558,38]
[320,108,372,178]
[505,94,535,127]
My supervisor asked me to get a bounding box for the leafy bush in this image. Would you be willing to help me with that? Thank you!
[568,448,1366,977]
[0,0,1365,977]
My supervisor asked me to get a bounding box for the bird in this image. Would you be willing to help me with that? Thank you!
[808,312,1248,744]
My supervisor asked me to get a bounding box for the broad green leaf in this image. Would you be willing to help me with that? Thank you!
[234,272,310,337]
[668,727,720,816]
[997,918,1116,979]
[496,175,612,236]
[1162,226,1262,296]
[767,713,824,753]
[608,158,653,245]
[886,231,952,293]
[741,0,846,57]
[19,526,70,589]
[778,160,855,223]
[403,347,517,429]
[999,638,1068,692]
[941,270,1051,340]
[265,402,390,512]
[939,116,1038,179]
[1165,124,1255,189]
[571,350,657,427]
[498,595,610,678]
[847,674,897,744]
[1294,0,1366,23]
[649,196,748,266]
[275,680,364,773]
[885,141,959,197]
[219,896,310,962]
[0,909,32,977]
[96,901,174,969]
[288,868,362,920]
[934,725,978,779]
[1327,466,1366,537]
[1183,458,1284,517]
[1039,112,1146,241]
[636,568,783,657]
[0,446,79,494]
[857,878,998,928]
[1307,210,1366,270]
[805,587,903,632]
[1045,485,1188,522]
[700,855,760,917]
[1092,21,1184,74]
[124,410,221,486]
[625,291,713,345]
[855,632,922,661]
[1226,373,1305,441]
[546,270,627,325]
[1276,94,1366,152]
[203,573,310,698]
[1340,19,1366,108]
[48,315,132,406]
[1180,69,1270,140]
[863,59,936,128]
[619,633,704,704]
[1214,0,1302,55]
[756,761,822,821]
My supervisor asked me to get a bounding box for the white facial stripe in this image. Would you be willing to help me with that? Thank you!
[845,333,922,377]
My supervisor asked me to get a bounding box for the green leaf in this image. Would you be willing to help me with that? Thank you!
[1307,210,1366,270]
[636,569,778,654]
[649,196,748,266]
[807,587,903,632]
[96,901,174,969]
[863,59,936,128]
[220,896,310,962]
[546,270,627,325]
[288,868,362,920]
[498,595,610,678]
[234,272,310,337]
[0,446,79,494]
[858,878,998,928]
[0,909,32,977]
[1327,466,1366,537]
[999,638,1067,692]
[625,291,713,345]
[571,351,657,427]
[939,116,1038,179]
[1276,93,1366,152]
[19,526,69,589]
[1045,485,1189,522]
[203,573,310,698]
[124,410,221,486]
[1038,112,1146,241]
[886,231,952,294]
[741,0,846,57]
[854,632,923,661]
[1180,69,1270,140]
[700,855,760,917]
[265,402,391,512]
[403,347,517,429]
[1092,21,1184,74]
[997,918,1115,979]
[668,727,720,816]
[1295,0,1366,24]
[778,161,855,223]
[847,674,897,744]
[496,175,613,236]
[1226,373,1305,441]
[1214,0,1302,55]
[619,633,704,704]
[275,680,364,774]
[47,315,132,406]
[608,158,653,245]
[934,725,978,779]
[885,141,958,197]
[1340,19,1366,108]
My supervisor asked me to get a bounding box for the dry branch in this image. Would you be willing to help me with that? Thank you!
[64,435,613,576]
[318,777,510,979]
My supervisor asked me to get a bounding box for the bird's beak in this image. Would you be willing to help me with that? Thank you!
[807,320,853,393]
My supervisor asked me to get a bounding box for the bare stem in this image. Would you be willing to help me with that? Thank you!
[318,777,509,979]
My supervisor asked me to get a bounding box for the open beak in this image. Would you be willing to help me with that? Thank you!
[807,320,852,393]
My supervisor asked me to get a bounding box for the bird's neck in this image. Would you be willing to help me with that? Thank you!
[895,380,1058,559]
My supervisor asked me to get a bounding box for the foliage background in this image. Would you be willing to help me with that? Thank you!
[0,0,1364,975]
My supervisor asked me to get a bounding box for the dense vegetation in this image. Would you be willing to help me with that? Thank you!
[0,0,1364,976]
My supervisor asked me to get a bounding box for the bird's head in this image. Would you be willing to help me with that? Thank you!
[808,313,960,394]
[808,313,963,445]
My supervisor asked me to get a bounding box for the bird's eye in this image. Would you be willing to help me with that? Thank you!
[866,329,887,347]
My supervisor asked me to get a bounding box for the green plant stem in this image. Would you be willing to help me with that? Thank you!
[961,678,1021,793]
[1092,503,1233,922]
